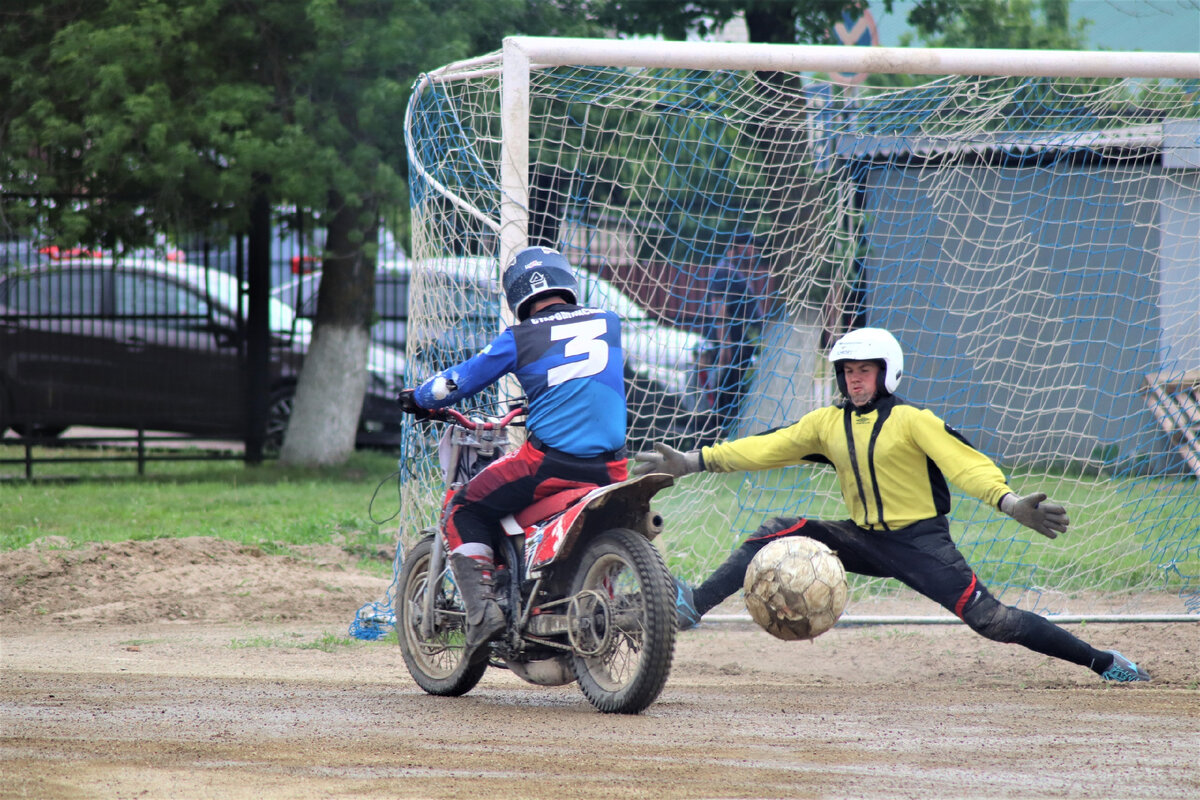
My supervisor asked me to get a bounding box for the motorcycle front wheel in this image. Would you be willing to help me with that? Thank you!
[569,528,676,714]
[395,535,488,696]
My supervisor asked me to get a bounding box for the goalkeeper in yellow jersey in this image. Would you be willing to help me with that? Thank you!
[635,327,1150,683]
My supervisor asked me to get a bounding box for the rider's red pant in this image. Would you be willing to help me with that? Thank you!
[444,439,628,553]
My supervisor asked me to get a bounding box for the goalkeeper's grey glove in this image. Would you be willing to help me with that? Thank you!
[1000,492,1069,539]
[632,442,703,478]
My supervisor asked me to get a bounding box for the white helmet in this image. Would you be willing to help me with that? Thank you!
[828,327,904,397]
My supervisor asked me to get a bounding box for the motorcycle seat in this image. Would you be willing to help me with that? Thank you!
[508,484,598,531]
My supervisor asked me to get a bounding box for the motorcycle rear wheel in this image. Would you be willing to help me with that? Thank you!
[395,535,488,696]
[569,528,676,714]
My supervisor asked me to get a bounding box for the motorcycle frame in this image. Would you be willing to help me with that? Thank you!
[418,411,512,640]
[414,408,672,649]
[417,434,456,640]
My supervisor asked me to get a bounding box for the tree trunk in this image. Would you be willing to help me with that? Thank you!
[279,196,379,466]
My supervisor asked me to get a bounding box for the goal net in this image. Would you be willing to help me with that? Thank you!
[388,38,1199,625]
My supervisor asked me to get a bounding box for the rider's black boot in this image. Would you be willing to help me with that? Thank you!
[449,553,506,665]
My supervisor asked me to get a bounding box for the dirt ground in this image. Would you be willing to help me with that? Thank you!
[2,537,1197,800]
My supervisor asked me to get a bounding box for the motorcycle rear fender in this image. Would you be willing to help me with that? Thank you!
[525,472,674,575]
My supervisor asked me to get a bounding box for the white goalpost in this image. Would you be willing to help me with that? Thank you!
[393,37,1200,625]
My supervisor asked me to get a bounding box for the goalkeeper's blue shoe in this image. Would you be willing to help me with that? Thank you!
[1100,651,1150,683]
[673,577,702,631]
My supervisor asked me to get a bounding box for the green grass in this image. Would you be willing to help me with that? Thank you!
[0,446,404,576]
[228,631,369,651]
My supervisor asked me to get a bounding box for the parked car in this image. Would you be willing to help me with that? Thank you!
[0,255,406,450]
[273,256,715,446]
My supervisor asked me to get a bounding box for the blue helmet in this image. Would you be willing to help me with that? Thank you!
[502,246,578,320]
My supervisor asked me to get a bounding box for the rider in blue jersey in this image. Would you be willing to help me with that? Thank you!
[398,246,629,664]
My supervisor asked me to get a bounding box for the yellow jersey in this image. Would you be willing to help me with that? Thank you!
[701,397,1012,531]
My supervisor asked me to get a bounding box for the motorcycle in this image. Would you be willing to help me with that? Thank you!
[395,404,678,714]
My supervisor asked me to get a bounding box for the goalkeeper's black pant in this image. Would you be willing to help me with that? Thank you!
[692,515,1114,673]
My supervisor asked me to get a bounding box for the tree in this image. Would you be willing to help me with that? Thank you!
[896,0,1089,49]
[2,0,603,466]
[594,0,1089,49]
[593,0,869,44]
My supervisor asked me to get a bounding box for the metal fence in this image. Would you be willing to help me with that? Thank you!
[0,209,407,478]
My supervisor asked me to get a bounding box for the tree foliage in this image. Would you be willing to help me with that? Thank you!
[593,0,1090,49]
[593,0,872,45]
[1,0,601,249]
[892,0,1089,49]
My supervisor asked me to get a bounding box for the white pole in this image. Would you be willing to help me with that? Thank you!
[500,39,531,280]
[506,36,1200,80]
[498,40,531,415]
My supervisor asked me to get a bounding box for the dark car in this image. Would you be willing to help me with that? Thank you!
[0,256,406,449]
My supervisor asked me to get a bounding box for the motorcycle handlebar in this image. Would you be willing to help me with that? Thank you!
[430,405,527,430]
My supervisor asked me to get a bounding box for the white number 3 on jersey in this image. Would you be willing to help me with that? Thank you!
[546,318,610,387]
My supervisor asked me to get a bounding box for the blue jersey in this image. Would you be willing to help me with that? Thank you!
[415,303,626,457]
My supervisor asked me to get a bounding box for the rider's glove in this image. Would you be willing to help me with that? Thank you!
[633,442,703,478]
[1000,492,1069,539]
[397,388,431,420]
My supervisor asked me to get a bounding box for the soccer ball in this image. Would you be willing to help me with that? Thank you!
[743,536,848,641]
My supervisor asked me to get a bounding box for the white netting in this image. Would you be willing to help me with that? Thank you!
[399,42,1199,618]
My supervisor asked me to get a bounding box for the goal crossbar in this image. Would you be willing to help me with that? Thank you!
[503,36,1200,80]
